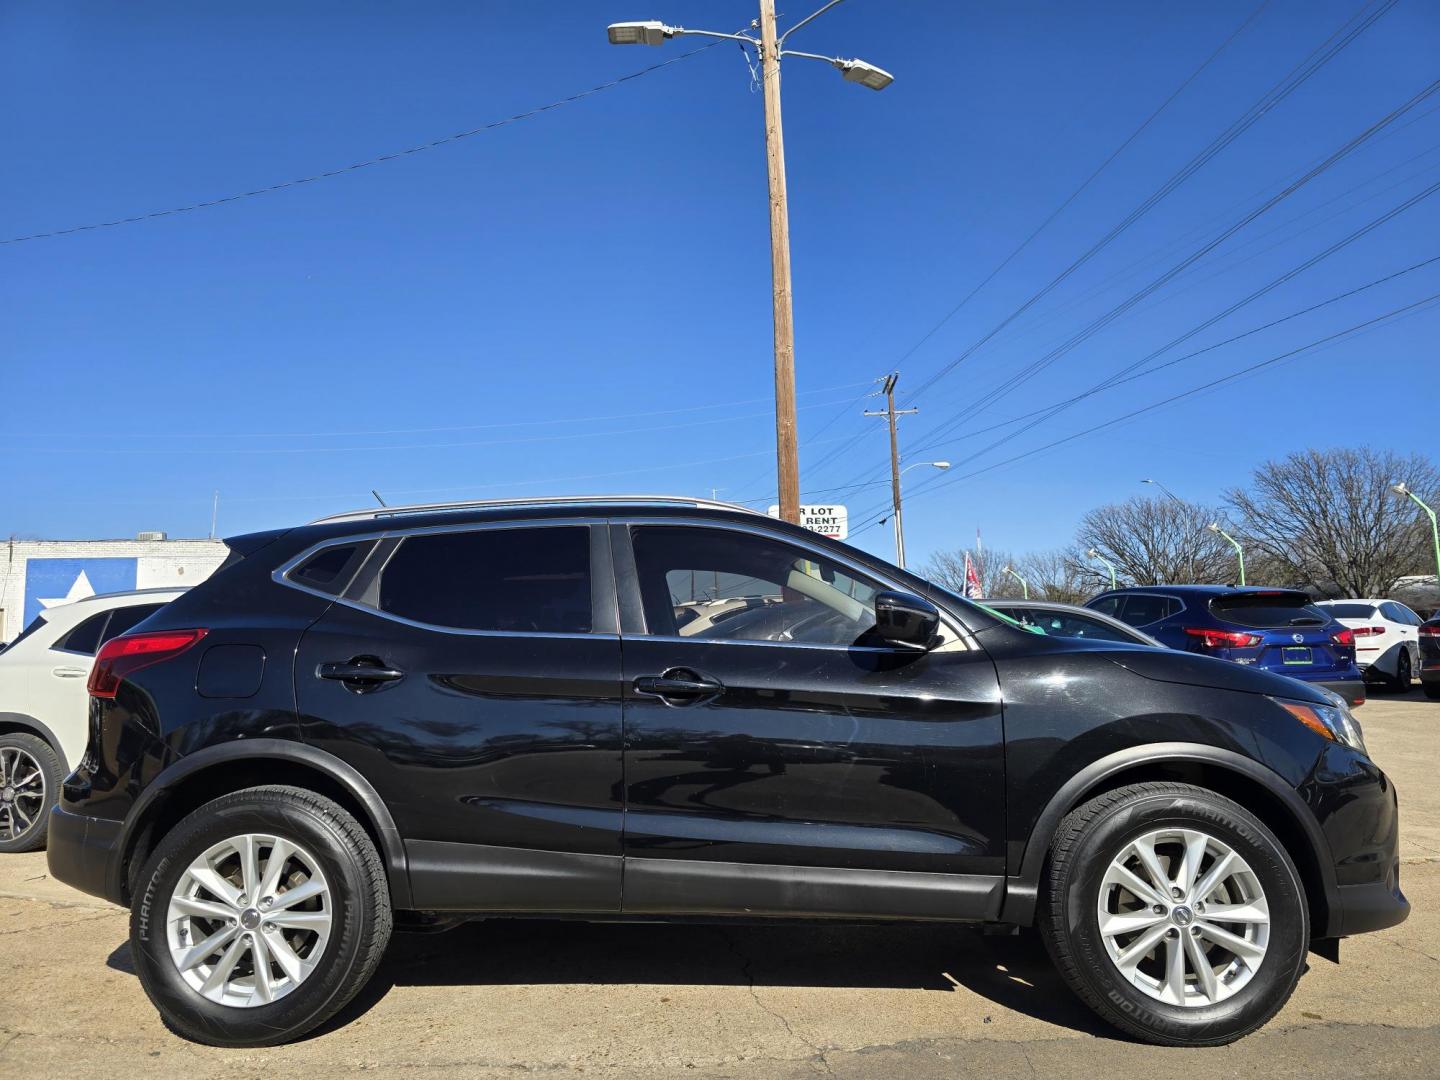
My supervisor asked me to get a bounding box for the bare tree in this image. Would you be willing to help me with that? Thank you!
[919,546,1091,601]
[1226,448,1439,597]
[917,546,1026,599]
[1075,496,1238,586]
[1017,549,1093,604]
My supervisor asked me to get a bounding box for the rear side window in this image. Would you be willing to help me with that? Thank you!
[100,603,165,643]
[1323,603,1377,619]
[57,612,110,655]
[289,542,375,596]
[1118,594,1178,627]
[1211,593,1326,628]
[377,527,591,633]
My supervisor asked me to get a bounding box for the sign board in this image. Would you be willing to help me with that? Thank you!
[767,504,849,540]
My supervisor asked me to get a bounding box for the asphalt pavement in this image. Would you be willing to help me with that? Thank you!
[3,688,1436,1078]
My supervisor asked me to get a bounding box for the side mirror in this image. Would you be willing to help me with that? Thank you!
[874,590,940,649]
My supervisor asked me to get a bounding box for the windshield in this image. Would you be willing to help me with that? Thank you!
[1210,592,1329,628]
[1320,602,1377,619]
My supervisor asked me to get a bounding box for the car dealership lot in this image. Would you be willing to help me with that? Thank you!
[3,691,1437,1078]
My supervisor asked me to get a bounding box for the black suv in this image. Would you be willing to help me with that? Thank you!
[48,497,1407,1048]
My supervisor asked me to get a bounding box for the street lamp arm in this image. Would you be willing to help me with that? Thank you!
[778,0,847,44]
[672,27,760,44]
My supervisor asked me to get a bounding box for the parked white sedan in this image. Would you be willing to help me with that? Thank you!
[1315,598,1424,692]
[0,587,181,851]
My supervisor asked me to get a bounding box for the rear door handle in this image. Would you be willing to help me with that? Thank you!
[633,668,723,705]
[317,659,405,691]
[51,666,87,679]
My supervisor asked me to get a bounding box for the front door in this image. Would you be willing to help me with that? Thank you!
[293,521,624,913]
[612,521,1006,920]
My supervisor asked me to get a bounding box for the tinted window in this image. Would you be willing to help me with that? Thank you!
[1119,594,1175,627]
[290,542,374,595]
[100,603,165,643]
[1028,610,1145,643]
[631,526,879,646]
[58,612,110,655]
[1323,603,1377,619]
[378,527,591,633]
[1211,593,1327,628]
[1088,595,1123,617]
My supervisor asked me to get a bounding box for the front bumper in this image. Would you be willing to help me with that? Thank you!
[46,803,126,906]
[1310,678,1366,706]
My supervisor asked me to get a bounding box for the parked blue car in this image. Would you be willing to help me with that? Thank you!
[1085,585,1365,705]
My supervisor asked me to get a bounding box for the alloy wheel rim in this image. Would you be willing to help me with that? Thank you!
[166,833,333,1008]
[1096,827,1270,1007]
[0,747,46,842]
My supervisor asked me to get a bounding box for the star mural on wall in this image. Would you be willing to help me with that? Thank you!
[37,570,96,609]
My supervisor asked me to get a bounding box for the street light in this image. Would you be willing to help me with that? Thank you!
[1391,482,1440,585]
[889,461,948,569]
[1086,547,1118,591]
[606,2,892,524]
[1141,478,1195,583]
[1001,565,1029,599]
[1207,522,1246,586]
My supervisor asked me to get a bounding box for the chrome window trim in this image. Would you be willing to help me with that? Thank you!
[615,514,976,649]
[272,517,608,639]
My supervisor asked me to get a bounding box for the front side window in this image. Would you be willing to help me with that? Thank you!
[376,526,591,633]
[630,525,880,646]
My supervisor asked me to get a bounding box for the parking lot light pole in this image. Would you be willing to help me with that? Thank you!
[1207,523,1246,586]
[606,2,892,524]
[1086,547,1118,591]
[1142,477,1196,583]
[1002,565,1029,599]
[1392,482,1440,583]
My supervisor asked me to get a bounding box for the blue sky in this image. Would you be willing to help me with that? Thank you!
[3,0,1437,566]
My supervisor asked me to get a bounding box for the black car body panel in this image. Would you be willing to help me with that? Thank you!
[48,501,1407,945]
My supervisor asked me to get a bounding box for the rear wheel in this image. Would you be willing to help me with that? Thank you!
[0,733,63,853]
[1040,782,1308,1046]
[130,785,392,1046]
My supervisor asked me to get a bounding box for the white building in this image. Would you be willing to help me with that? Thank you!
[0,534,228,643]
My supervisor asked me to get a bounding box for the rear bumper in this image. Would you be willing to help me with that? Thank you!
[45,804,126,906]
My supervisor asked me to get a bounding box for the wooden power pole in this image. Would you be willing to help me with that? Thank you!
[758,0,799,524]
[865,372,918,567]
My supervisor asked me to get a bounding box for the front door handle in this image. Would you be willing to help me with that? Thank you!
[317,658,405,692]
[51,666,87,679]
[633,668,723,705]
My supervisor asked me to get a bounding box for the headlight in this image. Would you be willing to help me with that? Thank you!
[1271,695,1367,756]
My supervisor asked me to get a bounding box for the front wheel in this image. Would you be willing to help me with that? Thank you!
[1389,649,1413,693]
[1040,782,1308,1046]
[130,785,392,1046]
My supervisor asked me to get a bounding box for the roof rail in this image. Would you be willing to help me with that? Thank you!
[309,494,763,526]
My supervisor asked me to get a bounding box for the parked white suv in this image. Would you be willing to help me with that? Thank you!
[1314,598,1424,692]
[0,588,181,851]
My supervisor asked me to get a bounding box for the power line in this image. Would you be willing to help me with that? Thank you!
[849,289,1440,535]
[902,0,1400,403]
[905,75,1440,457]
[0,43,724,247]
[887,0,1274,373]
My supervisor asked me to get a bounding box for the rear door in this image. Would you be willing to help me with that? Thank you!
[292,520,624,913]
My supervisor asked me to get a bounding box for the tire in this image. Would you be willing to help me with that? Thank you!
[0,732,64,853]
[130,785,392,1046]
[1389,649,1412,694]
[1039,782,1308,1046]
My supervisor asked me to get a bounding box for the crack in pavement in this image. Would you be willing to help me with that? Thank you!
[0,910,117,936]
[716,929,834,1076]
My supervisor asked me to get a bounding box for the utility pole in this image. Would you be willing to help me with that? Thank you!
[605,7,893,526]
[865,372,918,567]
[758,0,799,523]
[209,491,219,540]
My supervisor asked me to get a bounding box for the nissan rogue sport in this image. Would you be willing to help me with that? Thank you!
[46,497,1407,1048]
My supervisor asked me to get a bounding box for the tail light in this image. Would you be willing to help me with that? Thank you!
[88,629,208,699]
[1183,627,1262,649]
[1331,628,1355,647]
[1351,626,1386,636]
[1421,624,1440,638]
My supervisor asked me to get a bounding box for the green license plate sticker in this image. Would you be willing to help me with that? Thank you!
[1283,647,1313,665]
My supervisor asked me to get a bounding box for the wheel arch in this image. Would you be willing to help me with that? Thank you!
[1001,743,1338,936]
[0,712,68,773]
[118,739,411,909]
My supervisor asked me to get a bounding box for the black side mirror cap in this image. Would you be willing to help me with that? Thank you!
[874,590,941,649]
